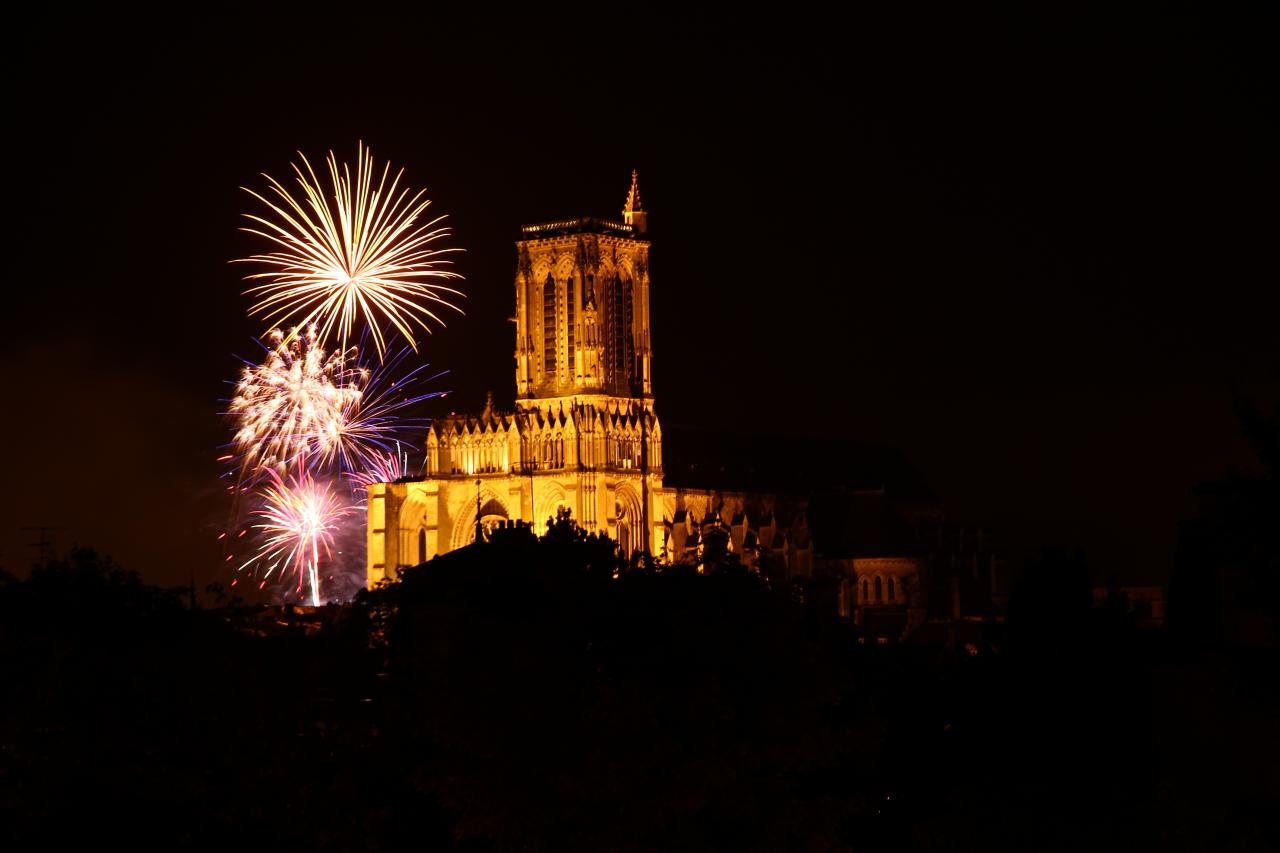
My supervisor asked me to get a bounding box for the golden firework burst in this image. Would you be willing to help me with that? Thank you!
[237,142,463,359]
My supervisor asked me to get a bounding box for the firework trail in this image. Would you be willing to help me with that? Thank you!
[237,142,464,359]
[344,442,416,497]
[331,345,442,481]
[241,469,354,606]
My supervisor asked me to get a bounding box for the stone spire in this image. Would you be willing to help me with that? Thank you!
[622,169,647,234]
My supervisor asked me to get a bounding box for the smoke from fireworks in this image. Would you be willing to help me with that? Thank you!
[237,142,464,359]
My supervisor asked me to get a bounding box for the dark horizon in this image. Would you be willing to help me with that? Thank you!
[4,8,1276,591]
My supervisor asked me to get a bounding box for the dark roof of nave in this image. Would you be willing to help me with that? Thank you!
[518,217,640,240]
[807,491,923,558]
[660,426,934,500]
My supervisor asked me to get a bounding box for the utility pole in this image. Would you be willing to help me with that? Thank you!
[21,526,64,565]
[640,402,650,560]
[521,408,535,532]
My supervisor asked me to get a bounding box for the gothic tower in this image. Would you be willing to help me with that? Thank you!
[367,173,665,585]
[368,172,824,589]
[513,170,652,408]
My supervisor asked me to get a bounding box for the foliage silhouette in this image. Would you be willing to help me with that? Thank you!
[1169,390,1280,647]
[3,532,1273,850]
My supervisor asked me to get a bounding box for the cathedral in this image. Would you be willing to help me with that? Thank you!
[367,173,1006,638]
[367,172,667,575]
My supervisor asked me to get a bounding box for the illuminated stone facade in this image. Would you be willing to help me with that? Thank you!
[366,172,1004,640]
[368,173,670,582]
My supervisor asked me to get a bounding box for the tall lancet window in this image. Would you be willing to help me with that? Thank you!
[608,274,633,388]
[542,273,556,377]
[566,275,576,374]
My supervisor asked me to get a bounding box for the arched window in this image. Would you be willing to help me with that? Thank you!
[874,576,882,602]
[616,500,631,556]
[862,578,869,602]
[417,529,426,564]
[542,273,556,377]
[566,275,576,373]
[887,577,896,601]
[585,273,594,341]
[608,274,633,388]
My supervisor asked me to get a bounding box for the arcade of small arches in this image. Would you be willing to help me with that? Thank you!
[423,399,659,480]
[859,574,904,604]
[838,557,923,616]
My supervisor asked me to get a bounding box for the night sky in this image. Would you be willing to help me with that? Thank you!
[5,8,1275,591]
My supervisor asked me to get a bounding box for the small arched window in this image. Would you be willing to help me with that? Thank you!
[874,576,882,602]
[887,577,896,601]
[862,578,869,602]
[417,529,427,564]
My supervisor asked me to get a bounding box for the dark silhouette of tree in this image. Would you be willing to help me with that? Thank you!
[1169,391,1280,647]
[5,532,1255,850]
[1,548,457,850]
[1006,546,1092,659]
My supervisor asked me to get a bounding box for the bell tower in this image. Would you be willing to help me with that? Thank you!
[514,172,653,409]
